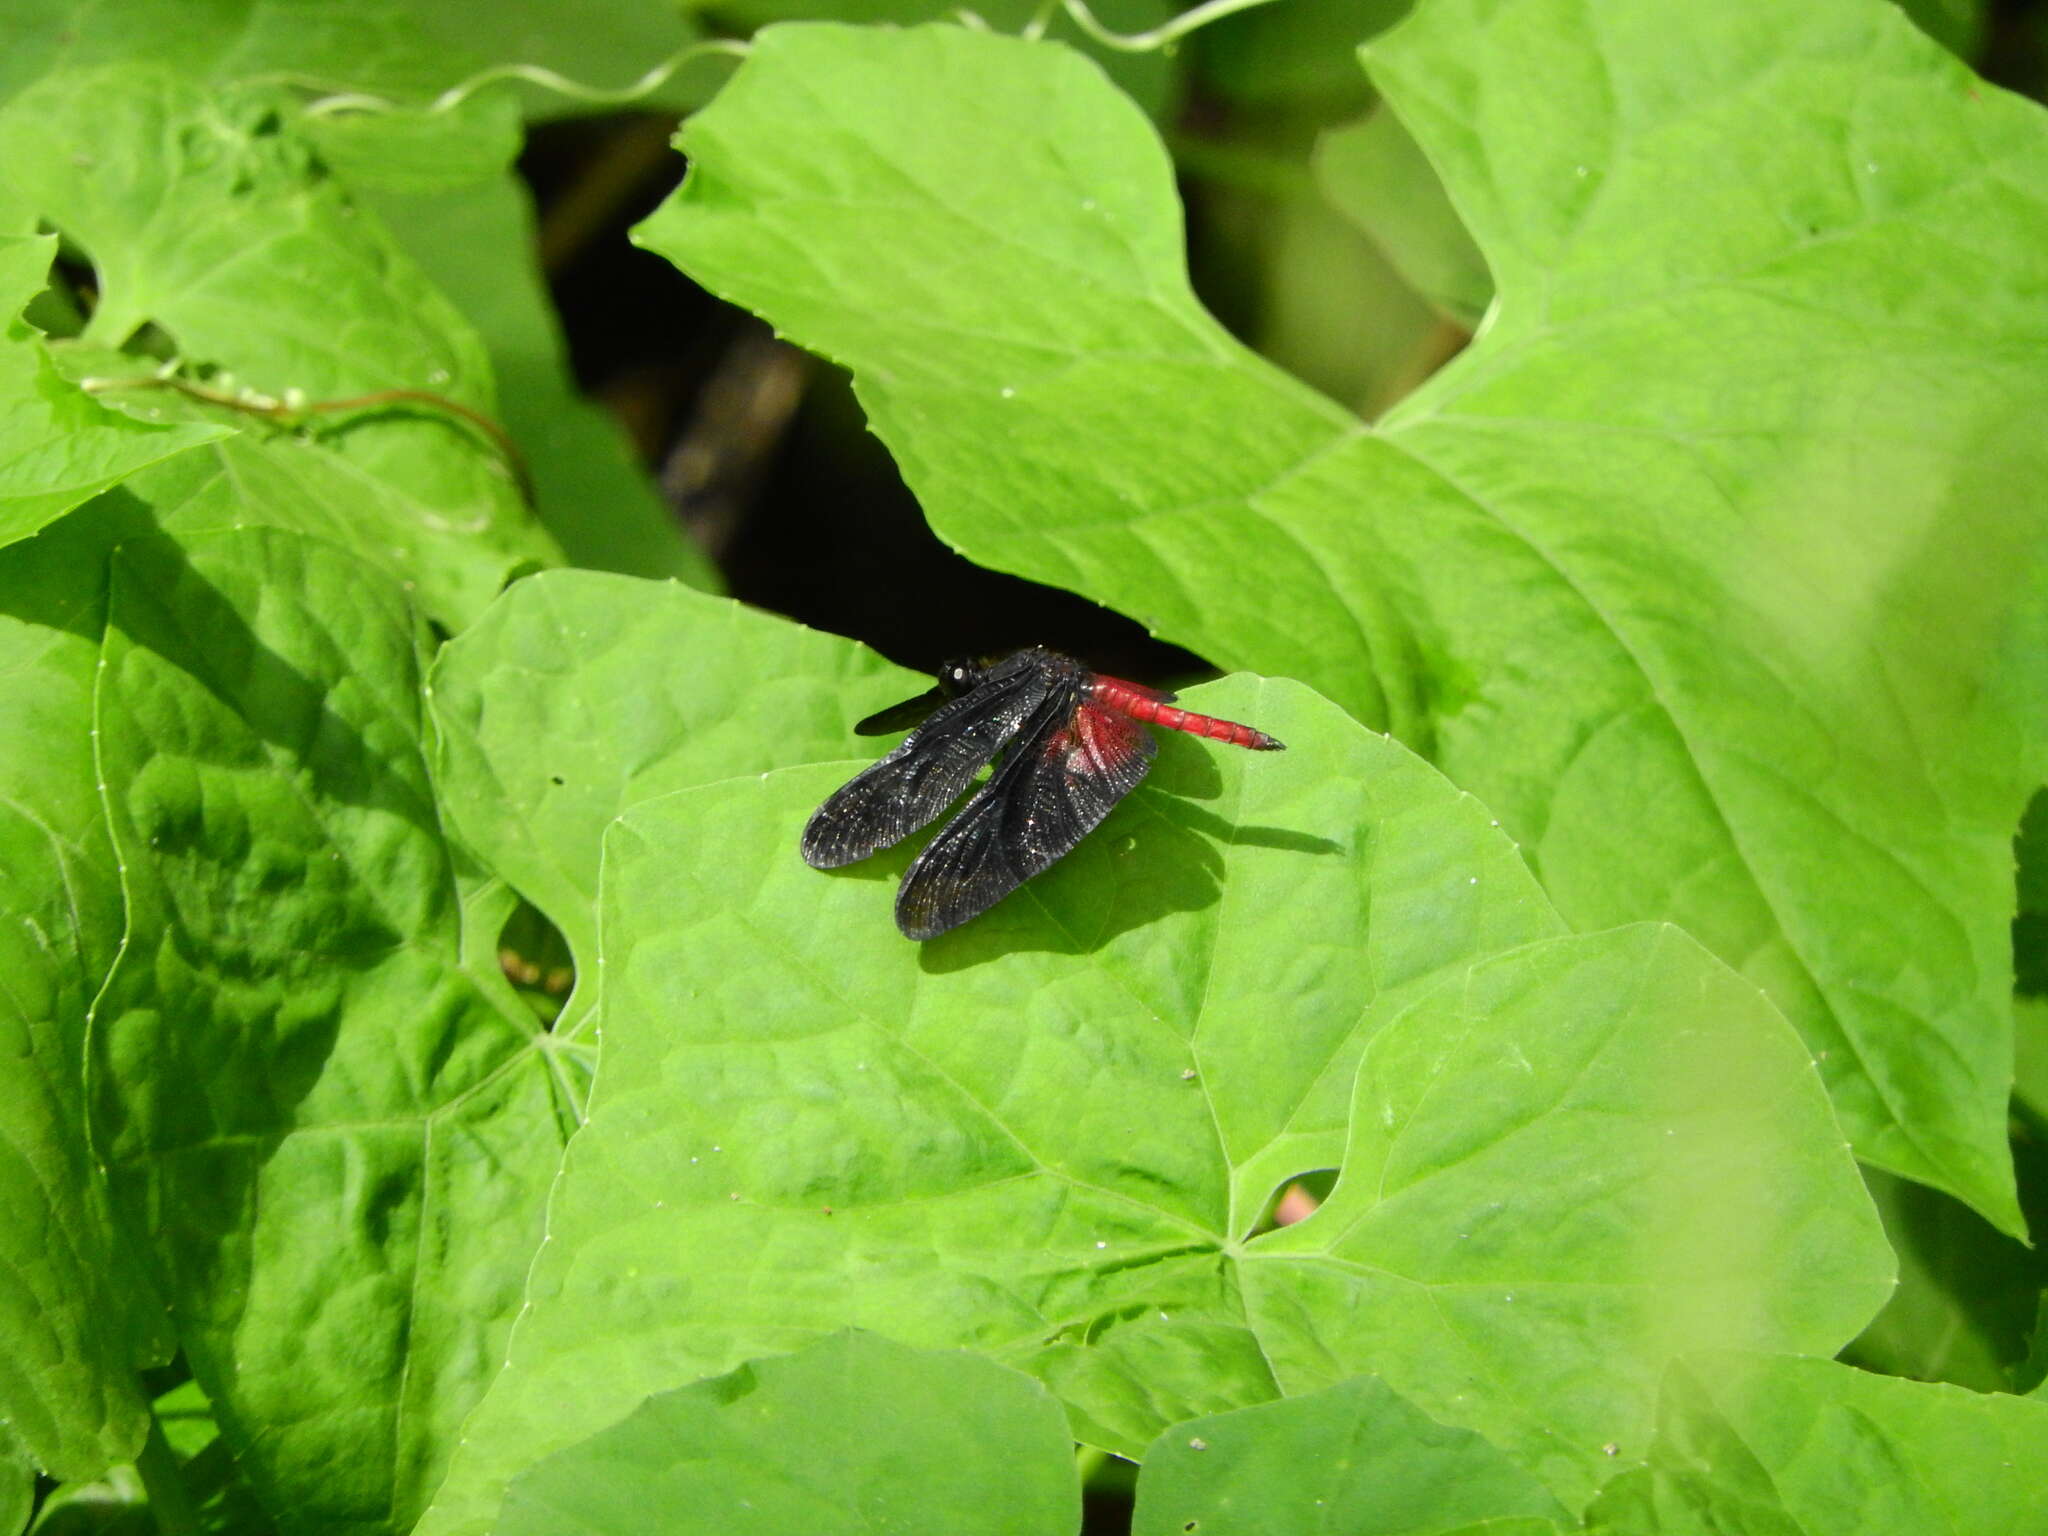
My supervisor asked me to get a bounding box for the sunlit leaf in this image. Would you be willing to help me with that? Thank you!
[418,678,1885,1534]
[1587,1353,2048,1535]
[1130,1374,1571,1536]
[637,6,2048,1233]
[497,1333,1080,1536]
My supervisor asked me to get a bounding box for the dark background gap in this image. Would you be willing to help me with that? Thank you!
[519,112,1218,686]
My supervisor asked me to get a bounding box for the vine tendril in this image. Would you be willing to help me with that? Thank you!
[1024,0,1284,49]
[297,38,751,120]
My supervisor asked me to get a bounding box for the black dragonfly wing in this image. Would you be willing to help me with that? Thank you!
[895,683,1156,940]
[801,657,1055,870]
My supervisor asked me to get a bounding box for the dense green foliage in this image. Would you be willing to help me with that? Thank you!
[2,2,2045,1533]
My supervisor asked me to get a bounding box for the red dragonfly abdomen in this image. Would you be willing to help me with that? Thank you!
[1088,676,1285,751]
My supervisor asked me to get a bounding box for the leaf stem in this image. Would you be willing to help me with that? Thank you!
[131,1413,202,1536]
[79,375,535,506]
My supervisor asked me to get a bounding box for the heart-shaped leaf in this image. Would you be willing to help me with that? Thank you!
[635,6,2048,1234]
[417,675,1886,1534]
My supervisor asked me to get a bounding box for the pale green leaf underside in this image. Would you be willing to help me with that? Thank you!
[418,681,1887,1535]
[635,7,2048,1231]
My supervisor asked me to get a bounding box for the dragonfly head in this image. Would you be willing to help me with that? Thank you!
[935,657,983,696]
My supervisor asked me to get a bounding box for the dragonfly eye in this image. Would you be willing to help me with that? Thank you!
[938,659,976,694]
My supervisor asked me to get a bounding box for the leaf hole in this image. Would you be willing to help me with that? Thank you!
[497,896,574,1029]
[34,251,99,338]
[1245,1169,1336,1239]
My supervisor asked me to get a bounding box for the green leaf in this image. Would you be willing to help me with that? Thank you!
[2017,1292,2048,1395]
[1130,1375,1571,1535]
[708,0,1180,120]
[413,676,1561,1535]
[1,1429,32,1536]
[0,0,710,116]
[91,525,571,1533]
[2017,996,2048,1122]
[497,1332,1081,1536]
[418,678,1885,1534]
[84,427,535,634]
[1314,108,1491,327]
[0,235,225,545]
[0,502,177,1485]
[635,9,2048,1232]
[23,1376,275,1536]
[321,108,720,589]
[2014,789,2048,997]
[1189,0,1410,110]
[1896,0,1988,58]
[1585,1353,2048,1535]
[1838,1168,2040,1392]
[0,65,558,627]
[1243,924,1891,1494]
[426,570,910,1030]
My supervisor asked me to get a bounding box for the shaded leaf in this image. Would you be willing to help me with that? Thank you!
[2017,996,2048,1122]
[1315,107,1491,327]
[708,0,1179,120]
[1839,1168,2042,1392]
[0,502,176,1484]
[1,1428,33,1536]
[2017,1293,2048,1395]
[2014,789,2048,997]
[92,526,570,1533]
[1190,0,1410,110]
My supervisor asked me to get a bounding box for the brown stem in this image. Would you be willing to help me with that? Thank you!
[82,375,536,507]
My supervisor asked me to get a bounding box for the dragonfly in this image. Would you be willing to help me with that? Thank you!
[802,646,1284,939]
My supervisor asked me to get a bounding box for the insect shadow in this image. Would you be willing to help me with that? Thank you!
[915,779,1343,971]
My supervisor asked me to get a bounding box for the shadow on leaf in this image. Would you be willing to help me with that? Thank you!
[917,790,1342,969]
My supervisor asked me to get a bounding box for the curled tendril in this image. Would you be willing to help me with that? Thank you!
[294,0,1281,119]
[296,37,751,120]
[1025,0,1284,49]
